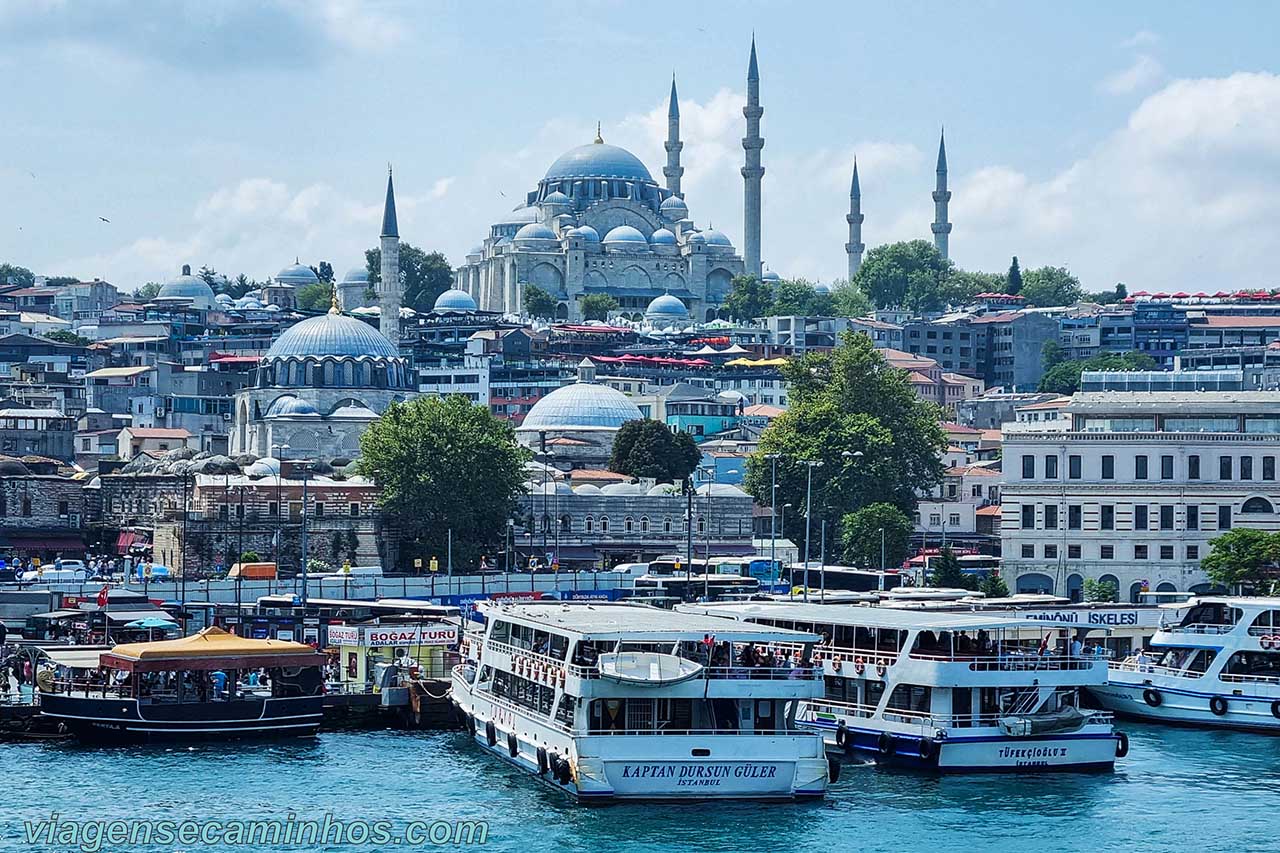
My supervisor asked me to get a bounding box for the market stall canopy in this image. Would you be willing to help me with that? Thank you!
[101,626,324,672]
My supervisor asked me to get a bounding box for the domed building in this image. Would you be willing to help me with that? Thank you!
[644,292,689,327]
[154,265,217,312]
[453,106,745,323]
[515,358,643,468]
[336,265,372,312]
[230,292,413,458]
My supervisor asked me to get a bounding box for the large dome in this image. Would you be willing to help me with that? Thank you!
[646,293,688,318]
[157,266,217,311]
[519,382,643,432]
[433,288,478,312]
[342,266,368,284]
[266,312,399,359]
[603,225,648,247]
[545,143,653,183]
[277,262,319,286]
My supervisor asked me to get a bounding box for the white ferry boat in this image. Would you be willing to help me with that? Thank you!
[679,602,1125,772]
[451,601,831,801]
[1090,596,1280,731]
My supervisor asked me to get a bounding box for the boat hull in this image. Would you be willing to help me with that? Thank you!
[1090,680,1280,733]
[38,694,323,743]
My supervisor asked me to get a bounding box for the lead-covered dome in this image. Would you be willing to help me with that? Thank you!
[703,229,733,247]
[649,228,676,245]
[519,382,643,432]
[433,288,478,312]
[277,262,319,286]
[157,265,217,311]
[544,142,653,182]
[645,293,688,318]
[515,222,557,242]
[603,225,648,247]
[342,266,368,284]
[265,396,319,417]
[266,313,399,359]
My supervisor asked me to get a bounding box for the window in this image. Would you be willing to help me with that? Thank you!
[1044,505,1058,529]
[1101,505,1115,530]
[663,517,672,533]
[1135,455,1148,480]
[1068,505,1082,529]
[1241,457,1254,481]
[1161,455,1174,480]
[600,516,609,533]
[640,516,649,533]
[268,501,279,517]
[624,516,634,533]
[1220,456,1233,480]
[929,513,942,527]
[1266,457,1276,481]
[1187,505,1199,530]
[1160,505,1174,530]
[1045,455,1058,479]
[585,516,594,533]
[1241,496,1274,514]
[1134,504,1148,531]
[1100,545,1115,560]
[1101,455,1115,480]
[314,502,325,517]
[1021,544,1034,558]
[1044,544,1058,559]
[949,513,961,527]
[1188,454,1201,480]
[696,517,706,534]
[1160,545,1174,560]
[1067,544,1081,559]
[1021,505,1034,529]
[349,502,360,517]
[1068,455,1082,479]
[1021,455,1035,479]
[1134,545,1148,560]
[1218,505,1232,530]
[1187,545,1200,560]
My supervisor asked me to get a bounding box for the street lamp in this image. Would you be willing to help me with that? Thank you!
[878,526,887,592]
[764,453,780,590]
[780,503,792,591]
[801,460,822,603]
[270,443,289,572]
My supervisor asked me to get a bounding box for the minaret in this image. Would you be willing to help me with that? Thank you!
[931,129,952,260]
[741,36,765,280]
[378,166,401,343]
[663,74,684,198]
[845,159,865,279]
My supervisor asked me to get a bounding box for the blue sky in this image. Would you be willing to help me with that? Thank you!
[2,1,1279,292]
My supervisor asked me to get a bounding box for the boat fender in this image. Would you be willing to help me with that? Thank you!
[1209,696,1229,717]
[1142,688,1162,708]
[537,747,549,776]
[507,731,519,758]
[485,720,497,747]
[1271,701,1280,720]
[835,721,850,749]
[918,737,936,761]
[1115,731,1129,758]
[877,732,896,757]
[557,756,572,785]
[466,714,476,736]
[548,752,561,778]
[827,755,842,784]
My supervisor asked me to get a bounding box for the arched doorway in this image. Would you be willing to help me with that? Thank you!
[1156,581,1177,593]
[1189,582,1227,595]
[1066,573,1084,603]
[1016,572,1055,595]
[1129,582,1144,603]
[1097,574,1120,602]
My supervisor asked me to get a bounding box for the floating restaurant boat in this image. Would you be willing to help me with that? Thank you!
[37,627,327,742]
[451,601,831,801]
[679,602,1126,772]
[1091,596,1280,731]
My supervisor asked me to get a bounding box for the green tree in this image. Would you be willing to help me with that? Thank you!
[1202,528,1280,593]
[366,243,455,312]
[978,572,1010,598]
[927,546,978,590]
[723,274,774,320]
[948,269,1004,302]
[744,332,946,557]
[1006,256,1023,295]
[0,264,35,288]
[42,330,91,347]
[830,279,873,317]
[1038,351,1157,394]
[134,282,162,301]
[358,395,529,570]
[1083,578,1118,602]
[1021,265,1084,307]
[580,293,619,321]
[197,265,220,288]
[344,529,359,565]
[853,240,954,311]
[312,261,334,284]
[770,279,832,316]
[296,282,332,311]
[522,284,557,320]
[839,502,911,570]
[609,419,702,482]
[238,550,260,563]
[44,276,79,287]
[1041,340,1068,370]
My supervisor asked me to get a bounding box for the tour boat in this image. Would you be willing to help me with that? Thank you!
[679,601,1125,772]
[451,601,831,801]
[1090,596,1280,731]
[37,627,327,742]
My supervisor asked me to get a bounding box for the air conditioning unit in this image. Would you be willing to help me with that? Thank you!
[154,407,165,417]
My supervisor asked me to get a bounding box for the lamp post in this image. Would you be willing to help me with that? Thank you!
[270,443,289,571]
[878,526,887,592]
[838,449,864,599]
[298,460,313,608]
[764,453,780,589]
[780,503,792,592]
[505,519,514,593]
[801,460,822,602]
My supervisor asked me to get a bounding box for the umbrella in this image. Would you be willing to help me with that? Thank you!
[125,617,178,629]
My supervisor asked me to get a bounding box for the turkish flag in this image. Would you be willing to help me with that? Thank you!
[96,585,109,608]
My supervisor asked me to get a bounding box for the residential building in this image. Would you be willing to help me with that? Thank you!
[116,427,196,460]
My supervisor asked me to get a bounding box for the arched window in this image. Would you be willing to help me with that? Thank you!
[1016,572,1054,595]
[697,516,706,534]
[663,517,672,533]
[343,361,356,386]
[1066,573,1084,603]
[304,363,315,386]
[585,516,594,533]
[1242,496,1274,514]
[600,516,609,533]
[1156,581,1178,593]
[541,514,551,533]
[1129,582,1144,604]
[1097,574,1120,602]
[624,516,634,533]
[560,514,572,533]
[640,516,649,533]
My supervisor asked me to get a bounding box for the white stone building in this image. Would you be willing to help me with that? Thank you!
[1000,391,1280,602]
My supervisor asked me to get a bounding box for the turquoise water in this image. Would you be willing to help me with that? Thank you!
[1,723,1275,853]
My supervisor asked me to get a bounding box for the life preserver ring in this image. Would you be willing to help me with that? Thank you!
[854,658,866,675]
[877,731,896,757]
[918,737,936,761]
[507,731,519,758]
[1115,731,1129,758]
[1142,688,1163,708]
[485,720,497,747]
[537,747,549,776]
[833,658,842,672]
[1271,701,1280,720]
[835,721,850,749]
[876,664,887,678]
[1210,696,1229,716]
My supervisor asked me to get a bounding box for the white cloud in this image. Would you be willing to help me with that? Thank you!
[1122,30,1160,49]
[1100,54,1164,95]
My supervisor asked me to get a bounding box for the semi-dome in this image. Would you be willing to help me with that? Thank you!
[544,142,653,182]
[645,293,688,318]
[342,266,368,283]
[660,195,689,218]
[702,229,733,247]
[276,262,319,285]
[570,225,600,243]
[543,190,571,206]
[514,222,557,242]
[266,312,399,359]
[215,292,234,303]
[265,396,319,417]
[649,228,676,245]
[602,225,648,247]
[695,483,748,497]
[156,265,217,311]
[646,483,680,496]
[519,382,643,432]
[433,288,478,312]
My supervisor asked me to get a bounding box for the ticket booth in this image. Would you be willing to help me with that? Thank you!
[326,623,459,691]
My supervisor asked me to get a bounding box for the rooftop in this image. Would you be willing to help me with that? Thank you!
[681,601,1032,632]
[488,602,821,642]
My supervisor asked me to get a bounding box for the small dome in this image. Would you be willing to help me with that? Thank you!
[433,288,478,312]
[519,382,643,432]
[703,229,733,247]
[573,484,603,495]
[276,262,319,285]
[695,483,748,497]
[649,228,676,245]
[265,396,319,417]
[156,266,217,311]
[342,266,368,284]
[660,196,689,218]
[515,222,557,242]
[467,244,484,256]
[0,456,31,476]
[600,482,644,496]
[529,480,573,496]
[645,293,688,318]
[687,232,707,245]
[215,292,234,303]
[602,225,648,247]
[570,225,600,243]
[646,483,680,496]
[328,402,379,419]
[266,313,399,359]
[544,142,653,182]
[762,269,782,282]
[543,191,571,206]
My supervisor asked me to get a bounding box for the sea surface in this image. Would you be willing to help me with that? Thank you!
[0,722,1274,853]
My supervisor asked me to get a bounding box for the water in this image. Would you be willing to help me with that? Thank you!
[1,723,1274,853]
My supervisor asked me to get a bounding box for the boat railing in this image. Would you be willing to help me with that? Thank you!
[1245,626,1280,638]
[807,698,1113,730]
[1220,671,1280,686]
[486,640,569,671]
[585,727,806,737]
[1109,660,1205,679]
[813,645,899,670]
[483,691,572,734]
[701,665,820,681]
[45,680,132,699]
[1164,622,1236,635]
[910,651,1106,672]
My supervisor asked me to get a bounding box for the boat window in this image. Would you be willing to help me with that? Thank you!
[1155,647,1215,674]
[862,679,887,709]
[886,684,932,714]
[548,634,569,661]
[823,675,848,702]
[1184,649,1217,675]
[490,621,511,645]
[1249,610,1280,634]
[554,694,577,727]
[1222,651,1280,680]
[1179,603,1241,630]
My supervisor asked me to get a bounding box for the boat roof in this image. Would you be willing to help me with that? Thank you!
[40,646,109,669]
[679,601,1058,632]
[101,626,324,672]
[487,602,820,643]
[1162,596,1280,610]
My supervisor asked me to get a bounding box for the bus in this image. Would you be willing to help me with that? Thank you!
[630,573,760,605]
[786,564,906,593]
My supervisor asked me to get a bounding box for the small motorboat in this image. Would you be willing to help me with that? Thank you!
[596,651,704,686]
